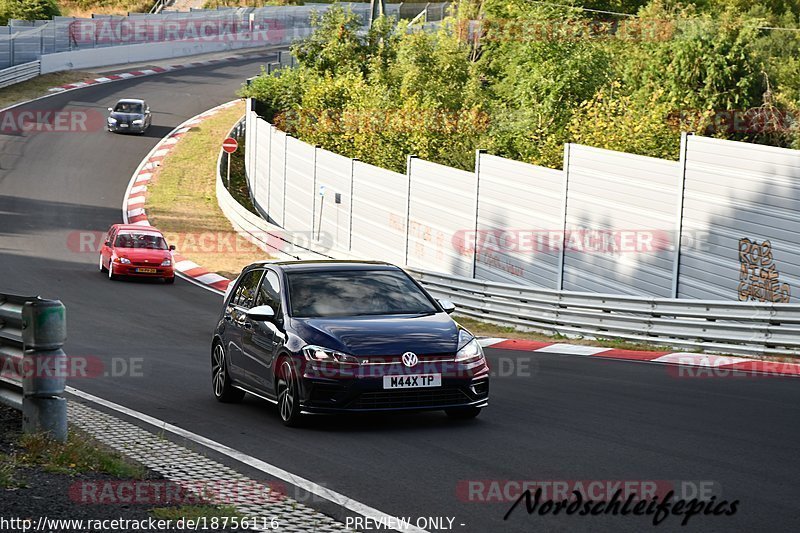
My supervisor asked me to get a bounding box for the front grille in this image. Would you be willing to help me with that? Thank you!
[132,261,157,267]
[349,388,470,409]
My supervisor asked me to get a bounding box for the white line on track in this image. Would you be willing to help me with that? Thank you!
[66,386,428,533]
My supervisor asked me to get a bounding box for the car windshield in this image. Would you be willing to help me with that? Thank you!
[115,233,167,250]
[114,102,142,114]
[287,269,438,318]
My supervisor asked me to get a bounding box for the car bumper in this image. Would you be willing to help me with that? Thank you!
[298,359,490,413]
[108,124,146,133]
[113,264,174,278]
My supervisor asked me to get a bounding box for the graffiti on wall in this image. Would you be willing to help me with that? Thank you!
[738,238,791,303]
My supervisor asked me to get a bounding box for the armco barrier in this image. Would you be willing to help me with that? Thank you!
[0,293,68,441]
[0,60,40,89]
[408,268,800,357]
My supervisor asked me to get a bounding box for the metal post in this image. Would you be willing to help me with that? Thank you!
[472,149,485,279]
[671,132,690,298]
[556,143,571,290]
[226,151,231,189]
[348,158,357,251]
[21,299,67,442]
[404,155,416,266]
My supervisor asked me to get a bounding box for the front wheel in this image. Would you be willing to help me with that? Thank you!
[99,255,107,272]
[445,407,482,420]
[276,359,303,427]
[212,343,244,403]
[164,276,175,284]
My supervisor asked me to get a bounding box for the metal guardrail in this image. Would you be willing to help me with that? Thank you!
[408,269,800,357]
[0,293,68,441]
[150,0,171,14]
[0,60,40,89]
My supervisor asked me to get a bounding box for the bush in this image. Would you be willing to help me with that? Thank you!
[0,0,60,25]
[242,0,800,171]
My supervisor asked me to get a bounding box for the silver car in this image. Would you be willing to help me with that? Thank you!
[107,99,152,134]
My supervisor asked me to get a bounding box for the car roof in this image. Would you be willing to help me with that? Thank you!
[115,99,145,105]
[247,260,400,273]
[111,224,163,233]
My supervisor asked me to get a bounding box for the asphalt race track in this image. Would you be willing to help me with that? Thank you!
[1,56,799,533]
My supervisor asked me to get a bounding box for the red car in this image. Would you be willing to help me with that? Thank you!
[99,224,176,283]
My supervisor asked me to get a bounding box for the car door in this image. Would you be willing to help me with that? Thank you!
[241,269,285,396]
[223,268,264,383]
[101,227,116,268]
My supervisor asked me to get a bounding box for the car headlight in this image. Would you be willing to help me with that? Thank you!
[132,119,143,125]
[116,257,131,264]
[161,259,172,266]
[107,117,117,124]
[303,345,360,365]
[455,330,483,364]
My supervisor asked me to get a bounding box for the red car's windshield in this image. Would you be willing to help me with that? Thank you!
[115,233,168,250]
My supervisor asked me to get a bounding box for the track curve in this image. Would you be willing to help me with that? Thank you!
[1,57,799,533]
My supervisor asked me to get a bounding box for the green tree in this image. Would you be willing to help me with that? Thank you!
[0,0,60,25]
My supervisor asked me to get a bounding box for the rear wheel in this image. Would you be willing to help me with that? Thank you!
[445,407,482,420]
[212,343,244,403]
[276,359,303,427]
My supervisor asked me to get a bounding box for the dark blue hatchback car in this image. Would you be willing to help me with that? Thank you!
[211,260,489,426]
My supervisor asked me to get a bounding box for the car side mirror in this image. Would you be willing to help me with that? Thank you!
[107,107,113,112]
[104,240,111,247]
[246,305,275,322]
[438,299,456,314]
[169,245,176,251]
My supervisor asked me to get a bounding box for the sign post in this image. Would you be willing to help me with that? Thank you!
[222,137,238,189]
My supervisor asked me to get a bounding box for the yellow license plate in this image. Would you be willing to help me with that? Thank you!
[136,268,157,274]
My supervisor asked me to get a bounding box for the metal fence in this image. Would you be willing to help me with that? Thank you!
[0,3,373,69]
[0,60,40,89]
[223,111,800,355]
[243,101,800,305]
[0,294,68,441]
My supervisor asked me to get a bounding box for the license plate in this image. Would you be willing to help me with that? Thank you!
[383,374,441,389]
[120,124,129,128]
[136,268,157,273]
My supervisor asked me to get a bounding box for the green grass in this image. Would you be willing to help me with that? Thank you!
[0,456,26,489]
[17,430,146,478]
[0,71,95,111]
[59,1,154,17]
[455,315,674,352]
[151,505,243,521]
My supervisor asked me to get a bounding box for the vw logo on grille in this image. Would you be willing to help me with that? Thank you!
[402,352,418,367]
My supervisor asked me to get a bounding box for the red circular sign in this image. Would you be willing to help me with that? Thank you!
[222,137,238,153]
